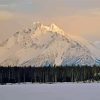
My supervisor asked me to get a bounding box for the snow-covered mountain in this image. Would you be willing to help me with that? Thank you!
[0,22,100,66]
[94,41,100,49]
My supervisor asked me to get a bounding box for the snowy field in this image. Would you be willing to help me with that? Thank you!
[0,83,100,100]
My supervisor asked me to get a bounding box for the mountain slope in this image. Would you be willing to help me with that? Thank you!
[0,22,100,66]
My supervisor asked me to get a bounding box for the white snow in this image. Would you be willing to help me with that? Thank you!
[0,83,100,100]
[70,35,100,59]
[0,22,100,66]
[94,41,100,49]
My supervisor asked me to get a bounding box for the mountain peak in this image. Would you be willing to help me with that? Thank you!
[33,22,43,30]
[50,23,59,29]
[32,22,65,35]
[49,23,65,35]
[0,21,100,66]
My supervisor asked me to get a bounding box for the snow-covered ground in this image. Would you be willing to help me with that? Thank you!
[0,83,100,100]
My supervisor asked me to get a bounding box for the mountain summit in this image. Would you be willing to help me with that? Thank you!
[0,22,100,66]
[33,22,65,35]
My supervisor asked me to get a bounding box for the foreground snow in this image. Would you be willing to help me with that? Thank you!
[0,83,100,100]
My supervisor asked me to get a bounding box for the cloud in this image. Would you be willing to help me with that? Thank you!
[0,11,13,21]
[88,8,100,15]
[0,0,100,14]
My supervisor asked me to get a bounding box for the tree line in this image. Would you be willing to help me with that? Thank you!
[0,65,100,84]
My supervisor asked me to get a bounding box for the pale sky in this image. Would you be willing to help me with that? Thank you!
[0,0,100,42]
